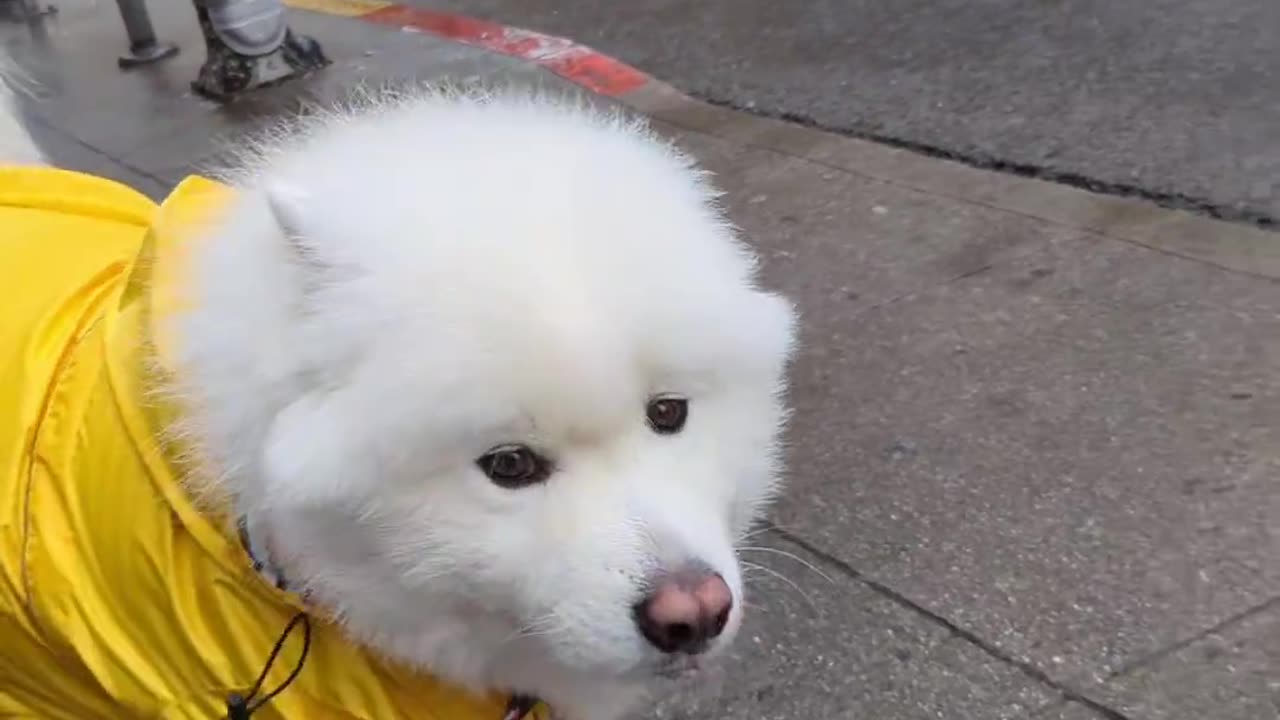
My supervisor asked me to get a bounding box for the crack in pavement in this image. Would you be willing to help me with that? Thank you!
[770,520,1280,717]
[765,524,1135,720]
[653,108,1280,289]
[695,95,1280,234]
[22,109,171,191]
[1104,593,1280,681]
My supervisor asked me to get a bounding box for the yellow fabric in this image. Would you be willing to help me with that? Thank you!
[0,167,546,720]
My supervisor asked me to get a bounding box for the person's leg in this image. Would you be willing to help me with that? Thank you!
[191,0,328,101]
[114,0,180,68]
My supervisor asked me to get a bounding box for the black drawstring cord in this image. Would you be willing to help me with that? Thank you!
[226,612,312,719]
[503,694,541,720]
[223,606,542,720]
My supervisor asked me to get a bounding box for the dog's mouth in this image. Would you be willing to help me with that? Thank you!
[653,654,705,680]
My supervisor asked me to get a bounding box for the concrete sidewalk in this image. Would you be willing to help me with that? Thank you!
[4,2,1278,718]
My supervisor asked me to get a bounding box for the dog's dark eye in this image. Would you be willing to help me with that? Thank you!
[477,445,551,489]
[646,395,689,435]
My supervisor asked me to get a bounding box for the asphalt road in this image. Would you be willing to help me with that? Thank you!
[413,0,1280,227]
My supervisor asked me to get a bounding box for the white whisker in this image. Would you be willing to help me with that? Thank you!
[740,561,820,615]
[737,545,836,584]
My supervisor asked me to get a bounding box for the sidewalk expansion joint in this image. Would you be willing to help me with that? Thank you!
[765,524,1135,720]
[1104,592,1280,682]
[24,110,170,190]
[694,95,1278,234]
[654,106,1280,285]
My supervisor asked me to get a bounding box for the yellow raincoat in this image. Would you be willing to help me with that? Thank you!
[0,167,547,720]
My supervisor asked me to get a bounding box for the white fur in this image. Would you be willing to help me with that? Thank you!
[3,75,797,720]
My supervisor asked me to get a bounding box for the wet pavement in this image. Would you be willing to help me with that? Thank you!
[4,2,1279,718]
[408,0,1280,227]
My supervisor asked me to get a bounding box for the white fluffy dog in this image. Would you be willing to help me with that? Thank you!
[2,73,797,719]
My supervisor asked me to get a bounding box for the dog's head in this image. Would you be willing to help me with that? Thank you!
[178,91,797,700]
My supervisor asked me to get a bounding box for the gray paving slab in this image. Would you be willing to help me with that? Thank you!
[12,103,168,198]
[650,118,1280,701]
[409,0,1280,225]
[656,122,1078,314]
[730,139,1280,687]
[1097,600,1280,719]
[653,123,1271,711]
[632,92,1280,282]
[653,532,1056,720]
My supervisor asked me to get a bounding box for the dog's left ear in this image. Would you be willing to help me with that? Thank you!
[265,181,306,236]
[253,184,362,507]
[264,181,329,273]
[261,390,367,507]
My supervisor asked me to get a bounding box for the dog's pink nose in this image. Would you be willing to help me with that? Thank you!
[633,567,733,655]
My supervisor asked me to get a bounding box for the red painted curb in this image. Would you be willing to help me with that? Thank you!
[359,5,650,97]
